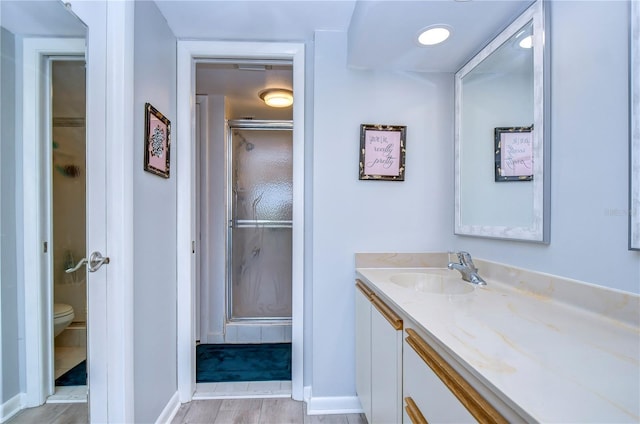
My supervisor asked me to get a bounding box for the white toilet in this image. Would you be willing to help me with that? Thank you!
[53,303,75,338]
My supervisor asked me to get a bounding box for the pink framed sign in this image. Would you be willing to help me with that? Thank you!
[144,103,171,178]
[494,126,533,182]
[359,124,406,181]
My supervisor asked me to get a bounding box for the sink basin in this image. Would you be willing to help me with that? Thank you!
[389,272,474,295]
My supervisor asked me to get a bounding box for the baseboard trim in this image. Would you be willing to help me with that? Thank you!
[305,390,363,416]
[155,391,180,424]
[202,332,224,344]
[303,386,312,403]
[1,393,24,423]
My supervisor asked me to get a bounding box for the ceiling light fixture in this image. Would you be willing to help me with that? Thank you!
[259,88,293,108]
[417,25,452,46]
[519,35,533,49]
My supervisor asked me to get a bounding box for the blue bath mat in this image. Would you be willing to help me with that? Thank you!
[196,343,291,382]
[55,360,86,386]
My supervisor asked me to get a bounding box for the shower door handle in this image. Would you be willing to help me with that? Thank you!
[88,251,110,272]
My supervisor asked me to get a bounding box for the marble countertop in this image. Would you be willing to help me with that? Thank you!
[355,253,640,423]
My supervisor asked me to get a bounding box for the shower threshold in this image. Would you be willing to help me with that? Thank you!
[223,321,291,344]
[194,380,291,400]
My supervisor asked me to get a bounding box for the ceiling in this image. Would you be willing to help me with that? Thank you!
[155,0,534,73]
[157,0,534,117]
[196,62,294,120]
[1,0,86,37]
[2,0,535,119]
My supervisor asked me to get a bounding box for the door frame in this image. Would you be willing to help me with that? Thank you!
[176,41,305,401]
[21,37,86,407]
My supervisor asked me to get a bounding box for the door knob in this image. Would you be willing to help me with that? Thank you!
[88,251,110,272]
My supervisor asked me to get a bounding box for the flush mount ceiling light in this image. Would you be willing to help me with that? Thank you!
[417,25,452,46]
[259,88,293,108]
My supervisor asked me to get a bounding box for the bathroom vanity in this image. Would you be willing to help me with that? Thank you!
[354,253,640,423]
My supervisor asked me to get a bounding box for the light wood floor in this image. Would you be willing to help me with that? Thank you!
[6,398,366,424]
[5,402,87,424]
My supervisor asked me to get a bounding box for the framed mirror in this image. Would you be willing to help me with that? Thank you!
[454,0,550,243]
[630,0,639,250]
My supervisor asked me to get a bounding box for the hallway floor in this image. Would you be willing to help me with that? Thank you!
[6,398,366,424]
[5,403,87,424]
[172,398,366,424]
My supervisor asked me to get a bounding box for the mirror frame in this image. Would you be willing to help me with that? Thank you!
[630,0,639,250]
[454,0,550,243]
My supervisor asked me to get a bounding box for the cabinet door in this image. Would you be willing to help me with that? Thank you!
[371,297,403,424]
[355,284,372,423]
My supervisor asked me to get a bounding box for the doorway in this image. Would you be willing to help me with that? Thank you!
[193,61,294,396]
[176,41,306,402]
[20,37,90,409]
[49,59,88,399]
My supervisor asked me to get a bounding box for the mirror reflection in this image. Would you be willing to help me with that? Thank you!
[630,1,640,250]
[455,0,549,242]
[1,0,88,408]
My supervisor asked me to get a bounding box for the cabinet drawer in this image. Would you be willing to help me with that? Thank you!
[403,328,507,424]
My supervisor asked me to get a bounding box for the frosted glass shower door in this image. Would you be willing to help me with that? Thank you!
[228,122,293,321]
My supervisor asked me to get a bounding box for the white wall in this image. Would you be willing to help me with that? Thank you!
[0,25,20,406]
[133,2,178,422]
[198,94,226,343]
[311,30,454,398]
[453,1,640,294]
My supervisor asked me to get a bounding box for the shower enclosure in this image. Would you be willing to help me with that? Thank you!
[227,120,293,324]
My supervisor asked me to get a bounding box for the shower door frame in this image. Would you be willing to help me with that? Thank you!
[226,120,294,324]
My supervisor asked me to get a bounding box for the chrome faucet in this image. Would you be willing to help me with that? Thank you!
[447,251,486,285]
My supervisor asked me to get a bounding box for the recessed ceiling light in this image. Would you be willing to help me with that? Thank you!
[417,25,452,46]
[259,88,293,108]
[519,35,533,49]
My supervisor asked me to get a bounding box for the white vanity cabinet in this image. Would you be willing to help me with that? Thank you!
[403,327,507,424]
[355,280,403,424]
[355,280,372,423]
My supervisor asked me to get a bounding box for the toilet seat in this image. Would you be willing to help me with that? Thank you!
[54,303,74,319]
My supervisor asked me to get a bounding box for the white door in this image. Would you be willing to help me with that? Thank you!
[72,1,136,421]
[21,1,135,421]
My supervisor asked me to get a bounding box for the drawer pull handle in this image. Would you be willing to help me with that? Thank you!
[371,294,403,330]
[405,328,507,424]
[405,397,428,424]
[355,279,374,299]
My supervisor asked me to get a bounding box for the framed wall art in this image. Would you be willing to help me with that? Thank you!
[359,124,406,181]
[494,125,533,182]
[144,102,171,178]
